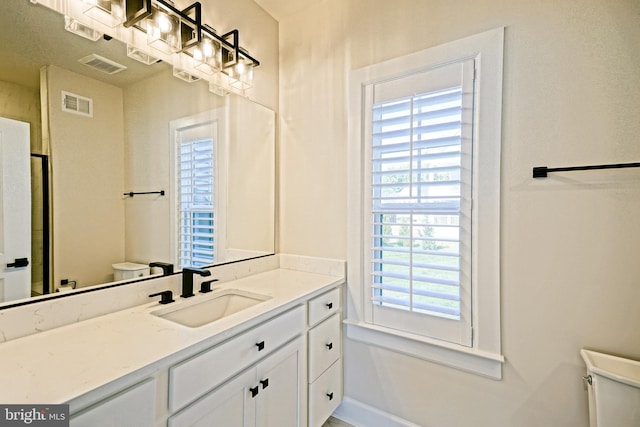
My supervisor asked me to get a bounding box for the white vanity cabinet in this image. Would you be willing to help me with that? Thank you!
[168,338,305,427]
[69,378,156,427]
[307,287,343,427]
[58,281,345,427]
[167,305,307,426]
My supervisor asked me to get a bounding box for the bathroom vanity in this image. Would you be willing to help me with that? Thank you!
[0,256,344,427]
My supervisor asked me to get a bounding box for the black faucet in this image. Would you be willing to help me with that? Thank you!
[181,267,212,298]
[149,262,174,276]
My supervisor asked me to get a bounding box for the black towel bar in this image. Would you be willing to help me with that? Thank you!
[124,190,165,197]
[532,162,640,178]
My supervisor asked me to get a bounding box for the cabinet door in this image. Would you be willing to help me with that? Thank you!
[255,338,305,427]
[70,378,155,427]
[170,306,305,412]
[168,368,256,427]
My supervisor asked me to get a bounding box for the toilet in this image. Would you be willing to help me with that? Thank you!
[112,262,150,281]
[581,349,640,427]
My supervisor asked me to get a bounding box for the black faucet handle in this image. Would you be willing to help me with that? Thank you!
[149,290,174,304]
[149,262,174,276]
[200,279,219,293]
[183,267,212,277]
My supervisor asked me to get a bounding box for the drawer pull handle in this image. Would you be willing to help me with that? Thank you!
[250,386,260,398]
[326,343,333,350]
[326,392,334,401]
[256,341,265,351]
[326,302,333,310]
[260,378,269,389]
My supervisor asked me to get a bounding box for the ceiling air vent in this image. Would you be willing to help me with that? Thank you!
[61,91,93,118]
[78,53,127,75]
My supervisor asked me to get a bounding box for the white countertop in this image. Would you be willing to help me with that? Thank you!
[0,268,344,404]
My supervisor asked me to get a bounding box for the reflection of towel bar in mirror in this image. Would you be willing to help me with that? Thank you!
[532,162,640,178]
[124,190,165,197]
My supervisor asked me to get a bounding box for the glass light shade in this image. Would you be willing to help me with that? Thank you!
[172,54,200,83]
[64,16,103,41]
[228,58,254,91]
[208,72,232,96]
[82,0,125,27]
[146,5,181,54]
[188,37,222,74]
[126,45,161,64]
[173,67,200,83]
[208,81,230,96]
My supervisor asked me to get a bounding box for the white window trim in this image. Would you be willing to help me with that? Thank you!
[347,28,505,379]
[169,108,229,268]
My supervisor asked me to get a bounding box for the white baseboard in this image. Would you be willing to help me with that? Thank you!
[332,397,421,427]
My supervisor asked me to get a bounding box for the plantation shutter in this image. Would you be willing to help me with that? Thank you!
[177,123,216,268]
[364,59,475,346]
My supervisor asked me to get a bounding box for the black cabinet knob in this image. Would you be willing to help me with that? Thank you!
[250,386,259,398]
[260,378,269,389]
[326,302,333,310]
[326,392,334,401]
[256,341,265,351]
[326,343,333,350]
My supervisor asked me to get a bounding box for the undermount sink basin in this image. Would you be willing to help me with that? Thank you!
[152,289,271,327]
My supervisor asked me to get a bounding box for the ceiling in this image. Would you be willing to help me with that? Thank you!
[0,0,168,89]
[253,0,319,22]
[0,0,317,90]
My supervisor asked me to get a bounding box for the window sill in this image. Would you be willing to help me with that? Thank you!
[344,320,504,380]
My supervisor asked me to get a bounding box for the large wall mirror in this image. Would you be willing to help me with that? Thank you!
[0,0,275,306]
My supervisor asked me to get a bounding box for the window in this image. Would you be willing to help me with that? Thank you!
[177,129,215,268]
[347,28,504,378]
[170,110,228,269]
[367,61,474,346]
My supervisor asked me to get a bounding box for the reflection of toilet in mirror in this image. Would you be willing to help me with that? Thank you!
[581,349,640,427]
[112,262,150,281]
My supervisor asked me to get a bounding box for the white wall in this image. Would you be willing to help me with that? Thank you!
[123,0,278,266]
[122,71,226,265]
[45,65,126,288]
[278,0,640,425]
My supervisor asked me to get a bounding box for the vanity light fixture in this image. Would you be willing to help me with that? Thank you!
[64,15,104,41]
[126,44,161,64]
[34,0,260,96]
[146,2,182,54]
[184,24,222,75]
[208,74,231,96]
[226,51,254,91]
[122,0,153,28]
[172,53,200,83]
[82,0,126,27]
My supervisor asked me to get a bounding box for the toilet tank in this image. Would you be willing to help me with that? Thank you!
[581,349,640,427]
[112,262,150,281]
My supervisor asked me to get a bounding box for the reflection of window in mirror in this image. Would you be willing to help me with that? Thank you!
[176,122,217,268]
[170,109,229,269]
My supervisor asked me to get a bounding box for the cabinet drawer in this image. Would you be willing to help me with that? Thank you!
[308,287,340,327]
[308,313,341,383]
[308,360,342,427]
[169,305,305,412]
[70,378,155,427]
